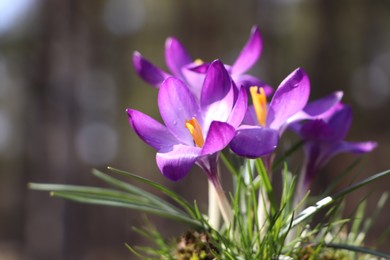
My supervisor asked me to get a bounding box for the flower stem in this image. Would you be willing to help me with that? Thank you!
[256,157,272,239]
[197,154,233,228]
[293,155,312,212]
[257,188,269,238]
[208,179,221,229]
[211,177,233,227]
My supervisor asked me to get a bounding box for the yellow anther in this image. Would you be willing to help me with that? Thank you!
[185,117,205,147]
[250,86,268,127]
[194,58,204,65]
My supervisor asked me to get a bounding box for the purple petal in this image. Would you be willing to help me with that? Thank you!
[227,86,248,128]
[291,104,353,142]
[287,121,302,135]
[267,68,310,130]
[242,106,258,125]
[156,144,201,181]
[181,67,206,100]
[201,121,235,156]
[200,60,235,128]
[200,60,233,108]
[234,74,274,96]
[158,77,200,145]
[299,119,334,141]
[231,26,263,76]
[286,91,343,125]
[304,91,343,117]
[165,37,192,79]
[314,140,377,170]
[229,125,279,158]
[326,105,352,141]
[332,141,378,155]
[302,143,322,185]
[188,62,210,73]
[132,51,171,87]
[126,109,178,150]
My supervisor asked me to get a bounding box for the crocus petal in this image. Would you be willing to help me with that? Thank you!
[227,86,248,128]
[302,142,322,185]
[292,104,353,142]
[331,141,378,157]
[234,74,273,96]
[156,144,201,181]
[181,67,206,100]
[326,105,352,141]
[314,140,377,170]
[242,106,258,125]
[267,68,310,130]
[286,91,343,125]
[230,125,279,158]
[165,37,192,79]
[200,60,233,108]
[127,109,178,150]
[132,51,171,87]
[201,121,235,156]
[304,91,343,117]
[299,119,334,141]
[189,62,210,73]
[231,26,262,76]
[158,77,200,145]
[200,60,235,128]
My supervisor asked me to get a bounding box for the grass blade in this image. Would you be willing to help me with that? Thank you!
[107,166,198,219]
[51,191,202,227]
[284,169,390,233]
[29,182,202,227]
[325,243,390,258]
[92,169,184,214]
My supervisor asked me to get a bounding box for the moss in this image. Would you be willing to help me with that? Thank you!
[173,230,219,260]
[294,244,350,260]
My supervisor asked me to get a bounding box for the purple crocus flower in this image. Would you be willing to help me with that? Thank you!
[127,60,247,183]
[132,26,272,100]
[292,104,377,193]
[230,68,311,158]
[229,68,345,159]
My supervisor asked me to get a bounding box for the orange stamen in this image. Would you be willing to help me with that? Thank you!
[250,86,268,127]
[194,58,203,65]
[185,117,205,147]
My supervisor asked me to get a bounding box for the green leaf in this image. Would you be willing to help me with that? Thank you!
[91,169,183,215]
[220,152,240,177]
[332,169,390,200]
[284,169,390,232]
[255,158,277,215]
[107,166,198,219]
[51,191,202,227]
[320,159,361,197]
[272,140,304,171]
[29,182,202,227]
[124,243,144,259]
[325,243,390,258]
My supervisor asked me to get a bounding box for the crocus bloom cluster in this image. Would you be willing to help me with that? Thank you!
[127,60,247,183]
[127,25,378,228]
[292,103,377,196]
[132,26,272,100]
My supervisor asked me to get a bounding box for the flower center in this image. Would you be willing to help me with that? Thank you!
[250,86,268,127]
[194,58,203,65]
[185,117,204,147]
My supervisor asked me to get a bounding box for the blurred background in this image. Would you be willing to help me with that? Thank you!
[0,0,389,259]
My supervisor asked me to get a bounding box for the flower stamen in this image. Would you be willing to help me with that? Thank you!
[250,86,268,127]
[185,117,205,147]
[194,58,204,65]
